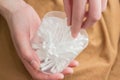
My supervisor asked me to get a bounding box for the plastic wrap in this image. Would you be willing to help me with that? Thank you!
[31,11,89,74]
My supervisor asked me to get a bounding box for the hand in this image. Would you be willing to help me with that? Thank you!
[0,0,79,80]
[63,0,107,38]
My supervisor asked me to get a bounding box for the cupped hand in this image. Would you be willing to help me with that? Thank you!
[64,0,107,38]
[5,3,79,80]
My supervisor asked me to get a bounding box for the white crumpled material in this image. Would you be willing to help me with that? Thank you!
[31,11,89,74]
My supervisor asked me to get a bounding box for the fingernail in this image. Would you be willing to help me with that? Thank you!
[72,33,78,38]
[66,68,74,74]
[69,69,74,74]
[70,28,78,38]
[75,61,79,66]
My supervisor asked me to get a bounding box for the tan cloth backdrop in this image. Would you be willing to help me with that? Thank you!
[0,0,120,80]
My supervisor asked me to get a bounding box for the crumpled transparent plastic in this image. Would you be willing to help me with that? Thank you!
[31,11,89,74]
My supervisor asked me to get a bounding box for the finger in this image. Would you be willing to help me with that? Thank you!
[101,0,107,11]
[14,32,40,71]
[33,53,40,66]
[82,0,101,28]
[22,56,64,80]
[68,60,79,67]
[48,73,64,80]
[21,57,49,80]
[63,0,73,26]
[62,67,73,75]
[71,0,87,38]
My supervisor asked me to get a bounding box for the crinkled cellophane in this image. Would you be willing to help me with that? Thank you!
[31,11,89,74]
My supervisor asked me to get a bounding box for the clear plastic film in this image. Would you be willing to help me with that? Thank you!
[31,11,89,74]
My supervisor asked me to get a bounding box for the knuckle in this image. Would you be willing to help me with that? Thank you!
[91,14,101,22]
[73,16,82,22]
[102,7,106,12]
[21,53,32,62]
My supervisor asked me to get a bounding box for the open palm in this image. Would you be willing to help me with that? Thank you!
[5,4,78,80]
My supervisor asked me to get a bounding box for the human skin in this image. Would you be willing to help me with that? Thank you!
[63,0,108,38]
[0,0,108,79]
[0,0,79,80]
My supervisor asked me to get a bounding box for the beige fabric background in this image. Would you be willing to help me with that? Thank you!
[0,0,120,80]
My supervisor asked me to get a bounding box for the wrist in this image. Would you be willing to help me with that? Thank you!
[0,0,28,19]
